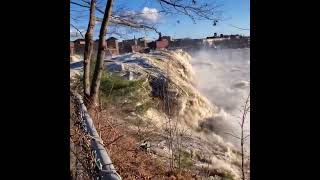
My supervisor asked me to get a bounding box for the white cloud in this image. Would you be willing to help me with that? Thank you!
[70,28,85,38]
[139,7,160,23]
[117,7,160,25]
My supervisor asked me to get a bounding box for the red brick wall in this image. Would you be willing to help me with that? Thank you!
[156,39,169,49]
[106,39,119,55]
[70,45,74,56]
[107,40,118,49]
[109,49,119,56]
[131,45,141,53]
[74,42,85,54]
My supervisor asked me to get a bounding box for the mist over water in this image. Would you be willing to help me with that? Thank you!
[190,48,250,149]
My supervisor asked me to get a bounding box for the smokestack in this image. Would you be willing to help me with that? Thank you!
[158,32,162,41]
[134,35,137,45]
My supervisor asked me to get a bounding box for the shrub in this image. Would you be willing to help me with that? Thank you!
[178,149,193,169]
[100,73,153,114]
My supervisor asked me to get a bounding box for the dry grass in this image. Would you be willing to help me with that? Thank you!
[70,92,201,179]
[90,104,197,180]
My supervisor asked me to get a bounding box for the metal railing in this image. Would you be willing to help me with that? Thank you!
[71,92,122,180]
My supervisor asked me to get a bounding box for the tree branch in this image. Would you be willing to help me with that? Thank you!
[229,24,250,31]
[71,1,90,8]
[224,132,241,140]
[70,23,85,38]
[72,1,161,34]
[97,17,161,34]
[243,134,250,141]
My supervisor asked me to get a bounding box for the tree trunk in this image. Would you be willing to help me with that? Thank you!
[83,0,96,102]
[89,0,114,108]
[241,133,245,180]
[241,101,247,180]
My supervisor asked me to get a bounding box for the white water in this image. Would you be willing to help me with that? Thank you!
[190,48,250,150]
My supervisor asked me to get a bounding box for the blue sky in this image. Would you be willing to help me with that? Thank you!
[70,0,250,40]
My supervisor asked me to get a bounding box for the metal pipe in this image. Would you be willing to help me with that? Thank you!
[73,93,122,180]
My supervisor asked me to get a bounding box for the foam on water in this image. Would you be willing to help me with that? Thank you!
[190,48,250,149]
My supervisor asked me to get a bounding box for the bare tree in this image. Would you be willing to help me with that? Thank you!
[225,93,250,180]
[157,0,222,23]
[71,0,223,108]
[71,0,161,35]
[83,0,97,101]
[239,94,250,180]
[71,0,222,38]
[89,0,114,108]
[70,23,85,38]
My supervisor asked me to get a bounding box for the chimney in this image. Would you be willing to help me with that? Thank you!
[158,32,162,41]
[134,35,137,45]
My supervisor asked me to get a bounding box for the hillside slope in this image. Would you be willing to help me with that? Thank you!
[98,49,248,179]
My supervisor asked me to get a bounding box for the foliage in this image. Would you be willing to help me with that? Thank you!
[178,149,193,169]
[100,73,153,114]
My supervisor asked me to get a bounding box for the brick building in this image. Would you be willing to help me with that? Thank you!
[74,39,85,54]
[148,33,170,50]
[131,44,141,53]
[119,38,137,54]
[106,37,119,56]
[93,37,120,56]
[119,37,149,53]
[70,42,74,56]
[137,37,148,48]
[162,36,172,42]
[156,39,169,49]
[170,38,195,48]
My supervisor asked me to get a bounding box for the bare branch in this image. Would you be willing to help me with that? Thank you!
[72,1,161,34]
[157,0,222,22]
[70,23,85,38]
[229,24,250,31]
[71,1,90,8]
[106,135,125,146]
[243,134,250,141]
[224,132,241,140]
[72,0,222,33]
[97,16,161,34]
